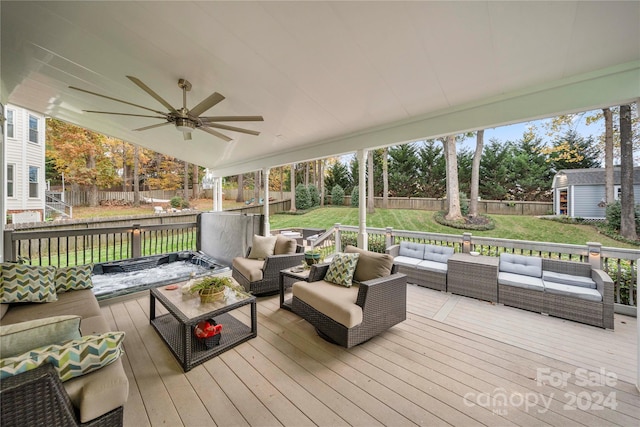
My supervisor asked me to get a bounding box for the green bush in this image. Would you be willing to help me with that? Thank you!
[331,185,345,206]
[295,184,312,210]
[460,192,469,217]
[308,184,320,207]
[350,187,359,208]
[170,196,188,209]
[605,201,640,233]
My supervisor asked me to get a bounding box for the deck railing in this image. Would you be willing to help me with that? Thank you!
[3,222,198,267]
[311,223,639,311]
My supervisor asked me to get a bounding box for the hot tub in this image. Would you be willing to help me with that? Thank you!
[91,251,229,300]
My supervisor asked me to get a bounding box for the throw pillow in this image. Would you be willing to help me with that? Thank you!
[0,315,82,358]
[248,235,277,260]
[0,263,57,303]
[345,245,394,282]
[324,253,360,287]
[55,264,94,293]
[274,235,297,255]
[0,331,125,382]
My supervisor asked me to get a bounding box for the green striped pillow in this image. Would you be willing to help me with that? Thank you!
[54,264,94,293]
[0,263,57,303]
[324,253,360,287]
[0,331,125,382]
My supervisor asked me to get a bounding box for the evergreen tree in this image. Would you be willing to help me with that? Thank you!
[324,161,352,196]
[546,129,601,171]
[417,141,446,197]
[479,139,512,200]
[295,183,312,210]
[388,143,420,197]
[331,184,345,206]
[510,131,553,201]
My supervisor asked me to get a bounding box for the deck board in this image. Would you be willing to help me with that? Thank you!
[99,283,639,427]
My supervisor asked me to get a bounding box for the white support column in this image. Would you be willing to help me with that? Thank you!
[217,178,223,212]
[212,177,219,211]
[263,167,271,236]
[357,149,368,250]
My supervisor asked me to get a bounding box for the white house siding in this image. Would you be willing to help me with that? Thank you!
[5,105,45,219]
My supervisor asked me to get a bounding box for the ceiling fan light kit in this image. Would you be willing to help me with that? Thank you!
[69,76,263,142]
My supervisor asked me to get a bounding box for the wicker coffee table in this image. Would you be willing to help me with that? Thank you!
[149,280,257,372]
[447,253,499,302]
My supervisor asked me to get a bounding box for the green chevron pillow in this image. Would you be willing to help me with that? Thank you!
[324,253,360,287]
[0,331,125,382]
[0,263,57,303]
[54,264,94,293]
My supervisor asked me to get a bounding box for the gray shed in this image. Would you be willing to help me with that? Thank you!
[552,167,640,219]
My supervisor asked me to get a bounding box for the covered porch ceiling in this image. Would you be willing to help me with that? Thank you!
[2,1,639,177]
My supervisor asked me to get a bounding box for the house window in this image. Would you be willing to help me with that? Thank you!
[7,164,15,197]
[29,115,39,143]
[6,109,14,138]
[29,166,39,198]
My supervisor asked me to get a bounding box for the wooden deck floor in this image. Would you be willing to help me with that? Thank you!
[100,284,639,427]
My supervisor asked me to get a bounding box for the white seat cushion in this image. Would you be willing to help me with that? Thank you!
[292,280,362,328]
[416,260,447,273]
[544,281,602,302]
[393,256,422,268]
[542,271,595,289]
[498,272,544,291]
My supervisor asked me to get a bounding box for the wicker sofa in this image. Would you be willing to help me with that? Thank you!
[497,254,614,329]
[291,245,407,348]
[386,241,454,291]
[0,263,128,426]
[232,234,305,295]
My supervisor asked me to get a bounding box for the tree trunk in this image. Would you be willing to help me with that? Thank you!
[619,104,636,240]
[87,153,98,207]
[444,135,462,221]
[290,164,296,212]
[279,167,284,200]
[382,147,389,209]
[183,161,189,201]
[603,108,615,204]
[236,174,244,202]
[133,145,140,207]
[254,170,261,203]
[192,164,199,199]
[305,163,309,186]
[367,150,375,213]
[469,130,484,218]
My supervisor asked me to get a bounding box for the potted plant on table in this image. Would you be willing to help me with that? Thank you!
[189,276,233,303]
[304,249,322,266]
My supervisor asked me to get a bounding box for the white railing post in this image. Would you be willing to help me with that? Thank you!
[587,242,603,270]
[385,227,394,249]
[334,223,341,252]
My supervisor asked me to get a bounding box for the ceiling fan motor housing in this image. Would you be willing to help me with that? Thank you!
[175,117,196,132]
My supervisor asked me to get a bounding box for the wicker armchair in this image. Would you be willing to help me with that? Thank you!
[291,262,407,348]
[0,363,124,427]
[232,240,304,295]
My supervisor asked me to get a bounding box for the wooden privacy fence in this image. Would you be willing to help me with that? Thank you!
[63,189,183,206]
[309,223,639,312]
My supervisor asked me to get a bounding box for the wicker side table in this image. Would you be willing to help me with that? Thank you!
[279,267,310,311]
[447,253,499,302]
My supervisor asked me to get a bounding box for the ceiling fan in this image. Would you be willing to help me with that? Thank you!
[69,76,263,141]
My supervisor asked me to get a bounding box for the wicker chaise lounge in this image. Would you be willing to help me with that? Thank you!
[291,246,407,348]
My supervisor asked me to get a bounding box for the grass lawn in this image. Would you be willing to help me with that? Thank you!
[270,207,638,249]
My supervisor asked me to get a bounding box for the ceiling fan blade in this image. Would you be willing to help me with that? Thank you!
[200,115,264,122]
[183,132,192,141]
[126,76,178,114]
[69,86,166,115]
[205,123,260,136]
[133,122,172,132]
[198,126,232,142]
[84,110,166,119]
[188,92,225,117]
